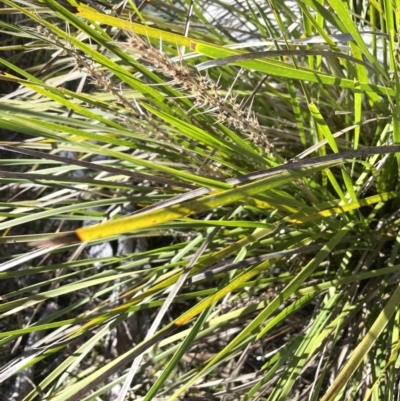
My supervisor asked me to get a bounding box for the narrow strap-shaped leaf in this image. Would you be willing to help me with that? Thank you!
[30,145,400,246]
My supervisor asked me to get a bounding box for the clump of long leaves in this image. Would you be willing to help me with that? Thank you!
[1,0,400,400]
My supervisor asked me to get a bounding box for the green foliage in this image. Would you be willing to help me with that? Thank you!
[1,0,400,400]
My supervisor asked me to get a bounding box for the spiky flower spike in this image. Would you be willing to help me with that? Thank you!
[114,32,272,152]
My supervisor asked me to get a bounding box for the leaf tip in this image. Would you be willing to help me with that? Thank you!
[28,232,81,248]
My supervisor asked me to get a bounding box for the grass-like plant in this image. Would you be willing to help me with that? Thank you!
[1,0,400,400]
